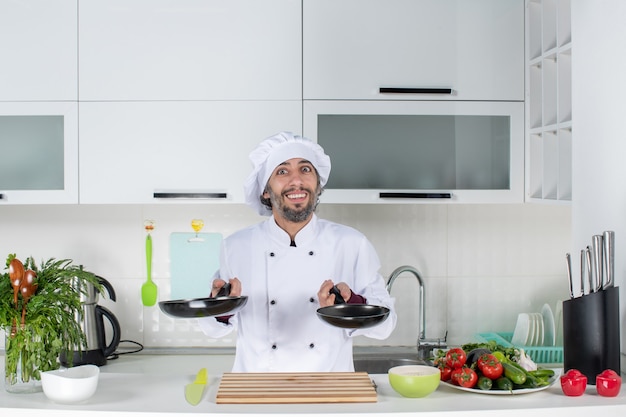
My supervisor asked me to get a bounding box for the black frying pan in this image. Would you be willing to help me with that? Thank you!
[316,286,390,329]
[158,283,248,318]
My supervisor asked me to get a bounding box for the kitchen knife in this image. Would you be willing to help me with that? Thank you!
[185,368,208,406]
[592,235,604,292]
[580,249,587,296]
[603,230,615,289]
[585,247,593,294]
[565,253,574,298]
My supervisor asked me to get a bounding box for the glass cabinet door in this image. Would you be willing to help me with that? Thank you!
[304,100,523,204]
[0,102,78,204]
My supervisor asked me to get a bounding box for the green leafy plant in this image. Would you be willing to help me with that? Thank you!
[0,255,102,385]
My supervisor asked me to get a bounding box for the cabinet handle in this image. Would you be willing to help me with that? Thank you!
[0,193,4,200]
[379,87,452,94]
[153,192,228,199]
[379,192,452,199]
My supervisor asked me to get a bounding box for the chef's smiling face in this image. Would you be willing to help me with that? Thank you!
[263,157,321,224]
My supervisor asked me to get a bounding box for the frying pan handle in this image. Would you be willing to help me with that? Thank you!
[214,282,231,298]
[330,286,346,305]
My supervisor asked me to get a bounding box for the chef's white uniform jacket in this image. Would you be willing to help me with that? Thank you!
[198,214,397,372]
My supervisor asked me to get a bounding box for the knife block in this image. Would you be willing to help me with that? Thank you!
[562,286,620,384]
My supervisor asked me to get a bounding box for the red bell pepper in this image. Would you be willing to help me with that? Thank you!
[560,369,587,396]
[596,369,622,397]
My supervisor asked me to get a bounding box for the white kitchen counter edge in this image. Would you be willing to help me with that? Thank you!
[1,354,625,416]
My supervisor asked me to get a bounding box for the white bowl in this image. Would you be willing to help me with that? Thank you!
[41,364,100,404]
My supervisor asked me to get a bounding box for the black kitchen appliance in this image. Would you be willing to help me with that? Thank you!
[61,275,121,367]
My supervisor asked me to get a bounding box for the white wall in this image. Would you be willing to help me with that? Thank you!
[0,203,570,350]
[571,1,626,369]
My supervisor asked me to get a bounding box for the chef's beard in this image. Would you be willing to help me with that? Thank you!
[267,186,319,223]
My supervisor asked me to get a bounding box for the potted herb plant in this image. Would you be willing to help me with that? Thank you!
[0,254,101,393]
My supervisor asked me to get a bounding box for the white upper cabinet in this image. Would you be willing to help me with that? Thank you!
[78,0,301,101]
[304,100,525,204]
[0,0,77,101]
[0,102,79,204]
[79,101,302,204]
[303,0,524,101]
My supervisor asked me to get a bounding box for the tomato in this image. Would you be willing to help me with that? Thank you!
[456,367,478,388]
[476,353,503,380]
[438,365,453,382]
[450,367,465,385]
[445,348,467,369]
[596,369,622,397]
[560,369,587,396]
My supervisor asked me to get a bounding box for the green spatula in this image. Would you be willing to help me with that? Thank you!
[185,368,208,406]
[141,220,157,306]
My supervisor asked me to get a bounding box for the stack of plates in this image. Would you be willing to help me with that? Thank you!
[510,304,556,347]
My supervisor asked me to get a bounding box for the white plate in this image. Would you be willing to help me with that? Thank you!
[526,314,534,346]
[541,303,556,347]
[511,313,531,346]
[440,371,560,395]
[554,301,563,346]
[534,312,544,347]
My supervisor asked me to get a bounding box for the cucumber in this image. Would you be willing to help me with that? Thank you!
[502,362,526,385]
[505,360,554,387]
[495,376,514,392]
[477,376,493,391]
[529,369,555,379]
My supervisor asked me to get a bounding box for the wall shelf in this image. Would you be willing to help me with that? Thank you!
[525,0,572,203]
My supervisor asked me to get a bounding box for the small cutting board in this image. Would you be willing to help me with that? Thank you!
[169,232,222,300]
[216,372,377,404]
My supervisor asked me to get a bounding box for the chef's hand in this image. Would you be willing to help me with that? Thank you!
[318,279,351,307]
[211,277,242,297]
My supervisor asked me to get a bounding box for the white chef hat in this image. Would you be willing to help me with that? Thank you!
[244,131,331,216]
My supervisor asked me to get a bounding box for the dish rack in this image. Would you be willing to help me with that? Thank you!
[476,332,563,364]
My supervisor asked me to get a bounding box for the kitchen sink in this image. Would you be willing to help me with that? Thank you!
[353,352,430,374]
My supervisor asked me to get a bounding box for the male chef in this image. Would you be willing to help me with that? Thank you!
[198,131,396,372]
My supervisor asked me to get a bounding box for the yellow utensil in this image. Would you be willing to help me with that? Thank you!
[185,368,208,406]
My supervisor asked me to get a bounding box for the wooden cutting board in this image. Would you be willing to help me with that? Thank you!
[216,372,377,404]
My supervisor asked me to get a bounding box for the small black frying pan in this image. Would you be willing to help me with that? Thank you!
[316,286,390,329]
[159,283,248,318]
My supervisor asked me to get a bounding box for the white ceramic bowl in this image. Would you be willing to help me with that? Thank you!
[41,364,100,404]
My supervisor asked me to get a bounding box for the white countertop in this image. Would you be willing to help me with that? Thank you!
[1,352,626,417]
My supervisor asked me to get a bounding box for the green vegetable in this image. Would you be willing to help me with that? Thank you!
[1,256,102,383]
[502,362,526,385]
[460,341,520,363]
[514,376,540,389]
[477,375,493,391]
[495,376,514,392]
[529,369,555,379]
[503,358,554,388]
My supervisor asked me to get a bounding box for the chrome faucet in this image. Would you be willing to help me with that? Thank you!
[386,265,447,361]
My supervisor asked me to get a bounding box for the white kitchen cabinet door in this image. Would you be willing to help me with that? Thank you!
[78,0,301,101]
[303,0,524,101]
[0,102,78,204]
[0,0,77,101]
[304,100,524,204]
[79,101,302,204]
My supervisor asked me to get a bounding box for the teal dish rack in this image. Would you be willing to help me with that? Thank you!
[476,332,564,364]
